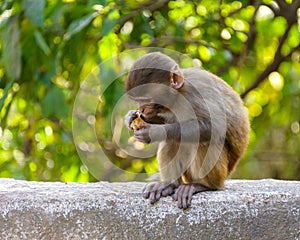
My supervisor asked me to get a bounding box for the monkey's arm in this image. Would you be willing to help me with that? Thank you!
[134,120,211,143]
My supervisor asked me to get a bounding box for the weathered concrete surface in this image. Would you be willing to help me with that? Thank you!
[0,178,299,240]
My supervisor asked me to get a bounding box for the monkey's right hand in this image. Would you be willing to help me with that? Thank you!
[125,110,139,129]
[143,182,177,204]
[134,123,167,143]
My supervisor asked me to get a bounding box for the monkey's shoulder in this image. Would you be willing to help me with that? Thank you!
[182,68,227,86]
[181,67,246,119]
[182,68,240,99]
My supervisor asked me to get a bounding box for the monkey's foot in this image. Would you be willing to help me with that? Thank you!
[173,184,210,209]
[143,182,176,204]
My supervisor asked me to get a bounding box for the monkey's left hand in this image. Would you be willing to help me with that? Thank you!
[173,184,210,209]
[134,122,167,143]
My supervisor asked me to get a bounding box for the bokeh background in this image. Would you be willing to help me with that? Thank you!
[0,0,299,182]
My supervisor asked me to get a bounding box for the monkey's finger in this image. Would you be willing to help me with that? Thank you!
[177,194,183,209]
[134,134,144,142]
[181,185,191,209]
[162,186,174,197]
[134,133,151,144]
[125,110,138,129]
[142,183,156,199]
[149,191,158,204]
[142,186,150,198]
[150,183,165,200]
[172,188,179,201]
[155,189,163,202]
[176,186,185,208]
[143,190,150,199]
[187,185,195,207]
[139,122,150,129]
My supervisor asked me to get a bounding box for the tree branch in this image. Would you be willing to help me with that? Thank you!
[117,0,169,31]
[216,0,261,76]
[241,41,300,99]
[236,0,261,70]
[148,36,216,49]
[241,1,300,98]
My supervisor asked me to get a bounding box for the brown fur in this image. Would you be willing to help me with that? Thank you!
[126,52,250,191]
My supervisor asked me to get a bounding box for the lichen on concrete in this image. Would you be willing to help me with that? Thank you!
[0,178,299,239]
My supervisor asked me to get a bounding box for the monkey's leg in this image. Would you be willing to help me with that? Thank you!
[143,141,183,204]
[173,184,211,209]
[143,182,178,204]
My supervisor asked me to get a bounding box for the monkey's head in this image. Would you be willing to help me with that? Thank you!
[125,52,184,123]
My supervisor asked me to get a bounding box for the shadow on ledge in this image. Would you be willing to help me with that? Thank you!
[0,178,299,240]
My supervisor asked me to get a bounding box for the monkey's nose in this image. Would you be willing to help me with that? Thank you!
[140,108,153,117]
[139,106,147,114]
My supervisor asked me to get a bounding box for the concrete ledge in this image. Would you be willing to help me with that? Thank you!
[0,178,299,239]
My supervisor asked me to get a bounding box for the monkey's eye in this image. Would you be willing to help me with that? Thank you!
[154,104,162,109]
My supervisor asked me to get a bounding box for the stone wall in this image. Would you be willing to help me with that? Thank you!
[0,178,299,239]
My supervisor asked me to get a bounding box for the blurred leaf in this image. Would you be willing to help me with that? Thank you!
[0,9,13,28]
[88,0,107,8]
[64,12,98,41]
[22,0,45,27]
[42,86,69,119]
[101,10,120,35]
[34,30,51,56]
[101,18,118,36]
[2,16,22,80]
[0,78,15,112]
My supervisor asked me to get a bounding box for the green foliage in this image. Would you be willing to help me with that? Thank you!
[42,86,69,118]
[0,0,299,182]
[2,16,21,80]
[22,0,45,27]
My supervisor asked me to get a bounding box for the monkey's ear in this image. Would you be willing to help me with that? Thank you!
[170,65,184,89]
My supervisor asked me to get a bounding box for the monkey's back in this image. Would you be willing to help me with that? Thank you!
[181,68,250,175]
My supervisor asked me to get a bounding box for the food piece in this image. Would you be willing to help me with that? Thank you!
[130,112,145,130]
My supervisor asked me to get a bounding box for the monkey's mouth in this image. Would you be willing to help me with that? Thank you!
[139,114,146,121]
[141,114,165,124]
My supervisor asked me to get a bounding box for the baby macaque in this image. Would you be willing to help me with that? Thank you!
[125,52,250,209]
